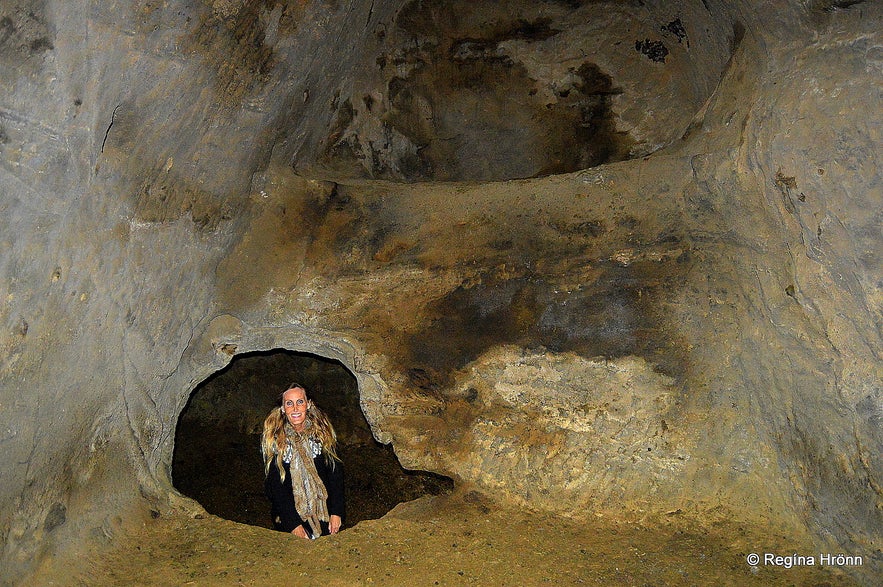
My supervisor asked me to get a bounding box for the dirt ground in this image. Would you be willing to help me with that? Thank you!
[34,488,860,587]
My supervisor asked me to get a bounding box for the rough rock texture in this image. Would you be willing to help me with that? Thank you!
[0,0,880,584]
[290,0,733,181]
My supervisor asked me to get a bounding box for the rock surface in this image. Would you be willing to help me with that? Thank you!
[0,0,880,584]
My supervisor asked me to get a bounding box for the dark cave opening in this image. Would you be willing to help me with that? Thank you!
[172,349,454,530]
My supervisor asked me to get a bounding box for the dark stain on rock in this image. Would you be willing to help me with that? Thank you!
[0,16,14,45]
[0,6,53,66]
[43,503,66,532]
[407,367,440,392]
[774,170,799,214]
[543,0,589,8]
[635,38,669,63]
[551,219,606,238]
[490,239,515,251]
[324,182,349,210]
[661,18,688,47]
[462,18,562,44]
[774,170,798,190]
[655,231,681,244]
[188,0,280,105]
[616,215,640,230]
[29,36,52,52]
[813,0,867,11]
[133,174,238,232]
[402,259,689,387]
[506,18,561,41]
[676,249,692,264]
[730,21,745,55]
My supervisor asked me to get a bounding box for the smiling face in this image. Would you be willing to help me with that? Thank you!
[281,387,310,432]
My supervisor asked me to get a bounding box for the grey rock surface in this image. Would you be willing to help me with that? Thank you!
[0,0,880,583]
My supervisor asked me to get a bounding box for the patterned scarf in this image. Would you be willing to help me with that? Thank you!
[282,422,329,538]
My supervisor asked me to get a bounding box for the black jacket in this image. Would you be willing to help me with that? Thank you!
[264,451,345,536]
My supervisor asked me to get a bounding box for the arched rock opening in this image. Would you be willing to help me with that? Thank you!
[172,349,453,529]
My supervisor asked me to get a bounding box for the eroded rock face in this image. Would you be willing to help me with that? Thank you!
[291,0,733,180]
[436,348,684,514]
[0,0,880,584]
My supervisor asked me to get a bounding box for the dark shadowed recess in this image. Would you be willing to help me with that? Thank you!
[173,350,453,529]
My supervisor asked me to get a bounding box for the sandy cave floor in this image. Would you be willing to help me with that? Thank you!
[37,490,860,586]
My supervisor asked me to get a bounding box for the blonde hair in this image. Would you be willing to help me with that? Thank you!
[261,383,340,481]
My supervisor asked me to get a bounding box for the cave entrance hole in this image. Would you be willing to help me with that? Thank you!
[172,349,453,529]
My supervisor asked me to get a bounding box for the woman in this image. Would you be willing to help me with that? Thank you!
[261,383,345,538]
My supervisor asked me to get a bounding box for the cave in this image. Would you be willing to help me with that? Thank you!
[172,350,453,529]
[1,0,880,585]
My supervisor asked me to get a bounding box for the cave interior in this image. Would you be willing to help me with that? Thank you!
[0,0,880,585]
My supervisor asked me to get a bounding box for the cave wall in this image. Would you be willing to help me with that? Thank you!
[0,0,880,583]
